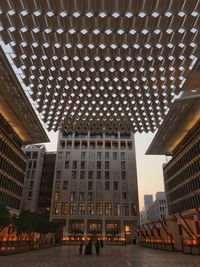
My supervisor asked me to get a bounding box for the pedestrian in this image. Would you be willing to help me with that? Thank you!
[85,239,92,255]
[100,239,104,249]
[79,241,84,255]
[95,240,100,255]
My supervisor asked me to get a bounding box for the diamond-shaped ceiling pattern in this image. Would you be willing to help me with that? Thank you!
[0,0,200,133]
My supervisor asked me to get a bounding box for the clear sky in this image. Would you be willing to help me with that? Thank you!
[44,130,166,211]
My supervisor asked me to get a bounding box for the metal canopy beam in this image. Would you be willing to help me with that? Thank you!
[0,0,200,133]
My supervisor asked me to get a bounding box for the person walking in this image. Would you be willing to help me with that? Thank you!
[85,239,92,255]
[79,241,84,255]
[95,240,100,255]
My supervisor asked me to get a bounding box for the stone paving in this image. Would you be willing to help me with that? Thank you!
[0,245,199,267]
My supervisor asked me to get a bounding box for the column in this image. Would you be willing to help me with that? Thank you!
[102,219,106,236]
[84,219,87,236]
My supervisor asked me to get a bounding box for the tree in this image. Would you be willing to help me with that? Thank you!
[0,205,10,232]
[16,210,38,235]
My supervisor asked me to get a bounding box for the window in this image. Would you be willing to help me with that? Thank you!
[113,181,118,191]
[78,203,85,215]
[123,203,129,216]
[105,161,109,169]
[63,181,68,190]
[72,161,77,169]
[69,203,76,215]
[81,151,86,159]
[32,151,38,159]
[32,160,37,169]
[121,171,126,180]
[61,203,68,215]
[28,160,32,169]
[97,152,102,160]
[121,142,126,150]
[127,142,132,150]
[66,141,72,149]
[105,141,111,149]
[114,204,121,216]
[65,161,69,169]
[80,171,85,179]
[88,170,93,179]
[60,140,65,149]
[121,161,125,170]
[105,203,112,215]
[131,203,137,216]
[96,203,103,215]
[122,192,127,201]
[89,141,95,149]
[87,192,93,201]
[113,152,117,160]
[53,202,60,214]
[81,141,87,149]
[56,170,61,179]
[97,171,101,180]
[105,152,109,160]
[70,192,76,201]
[88,181,93,190]
[65,152,70,159]
[28,191,32,200]
[121,152,125,160]
[105,181,110,190]
[58,151,63,159]
[79,192,84,201]
[97,161,101,169]
[105,171,110,179]
[81,161,85,169]
[31,170,35,179]
[26,170,30,179]
[55,181,60,190]
[54,192,60,201]
[26,151,31,158]
[87,203,95,215]
[72,171,77,179]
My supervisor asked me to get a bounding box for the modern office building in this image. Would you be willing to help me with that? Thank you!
[22,145,46,212]
[0,47,49,214]
[50,131,139,242]
[146,192,167,222]
[140,193,167,224]
[147,94,200,216]
[38,152,56,217]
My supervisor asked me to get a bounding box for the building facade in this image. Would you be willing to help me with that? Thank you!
[22,145,46,212]
[163,120,200,215]
[0,48,49,214]
[50,131,139,241]
[38,152,56,217]
[0,114,27,214]
[140,192,167,224]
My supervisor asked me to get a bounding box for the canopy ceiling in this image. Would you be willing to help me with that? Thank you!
[0,0,200,133]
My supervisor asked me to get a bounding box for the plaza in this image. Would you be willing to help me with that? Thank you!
[0,245,199,267]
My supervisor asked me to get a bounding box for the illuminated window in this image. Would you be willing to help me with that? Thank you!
[61,202,68,215]
[70,192,76,201]
[113,203,120,216]
[54,192,60,201]
[96,203,103,215]
[87,203,95,215]
[78,203,85,215]
[69,203,76,215]
[105,203,112,215]
[123,203,129,216]
[53,202,60,214]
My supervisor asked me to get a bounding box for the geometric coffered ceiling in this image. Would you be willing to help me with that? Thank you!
[0,0,200,133]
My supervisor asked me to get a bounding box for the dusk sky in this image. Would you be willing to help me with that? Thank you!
[44,130,166,210]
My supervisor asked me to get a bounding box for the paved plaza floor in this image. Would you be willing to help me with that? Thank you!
[0,245,199,267]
